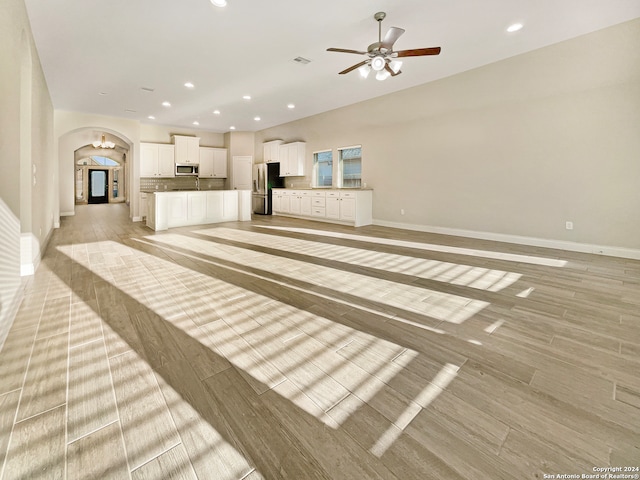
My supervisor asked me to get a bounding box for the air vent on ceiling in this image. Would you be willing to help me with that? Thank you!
[124,109,137,113]
[141,87,155,92]
[293,56,311,65]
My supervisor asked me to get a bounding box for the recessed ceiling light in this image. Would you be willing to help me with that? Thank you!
[507,23,523,33]
[242,95,251,100]
[229,126,236,130]
[213,110,221,115]
[287,103,295,109]
[210,0,227,6]
[254,116,261,121]
[162,101,171,107]
[193,121,200,125]
[184,82,195,88]
[148,115,156,120]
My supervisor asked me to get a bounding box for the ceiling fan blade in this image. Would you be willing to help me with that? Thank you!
[338,60,368,75]
[385,64,401,77]
[395,47,441,57]
[327,47,367,55]
[381,27,405,50]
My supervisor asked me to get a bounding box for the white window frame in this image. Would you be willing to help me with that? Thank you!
[337,145,362,189]
[312,149,334,188]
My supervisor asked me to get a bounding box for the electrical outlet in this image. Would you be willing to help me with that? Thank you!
[565,221,573,230]
[400,208,405,215]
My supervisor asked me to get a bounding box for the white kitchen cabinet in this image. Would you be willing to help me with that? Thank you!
[212,148,228,178]
[199,147,228,178]
[272,190,282,212]
[272,188,372,227]
[338,191,356,222]
[263,140,283,163]
[325,192,340,220]
[141,143,175,177]
[173,135,200,164]
[289,190,312,216]
[278,142,306,176]
[274,190,291,214]
[289,190,301,215]
[311,191,326,217]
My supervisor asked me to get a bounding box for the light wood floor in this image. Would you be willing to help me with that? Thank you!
[1,203,639,479]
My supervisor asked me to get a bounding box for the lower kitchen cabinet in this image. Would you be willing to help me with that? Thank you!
[273,189,372,227]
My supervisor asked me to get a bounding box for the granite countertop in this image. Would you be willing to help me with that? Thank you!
[141,188,224,193]
[273,187,373,191]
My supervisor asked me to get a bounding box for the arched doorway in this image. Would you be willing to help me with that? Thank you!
[58,128,132,215]
[74,149,127,205]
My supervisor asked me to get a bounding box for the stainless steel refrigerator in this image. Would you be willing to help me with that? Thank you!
[252,162,284,214]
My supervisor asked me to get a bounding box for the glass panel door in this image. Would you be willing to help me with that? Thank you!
[88,170,108,204]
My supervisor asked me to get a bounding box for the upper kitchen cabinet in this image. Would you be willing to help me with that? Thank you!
[173,135,200,164]
[263,140,283,164]
[199,147,228,178]
[140,143,175,177]
[279,141,306,176]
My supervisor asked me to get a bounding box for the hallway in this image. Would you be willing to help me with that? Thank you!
[0,204,639,479]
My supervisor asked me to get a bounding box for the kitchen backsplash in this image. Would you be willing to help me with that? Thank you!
[140,177,226,192]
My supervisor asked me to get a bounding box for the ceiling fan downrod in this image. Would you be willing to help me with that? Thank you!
[375,12,386,50]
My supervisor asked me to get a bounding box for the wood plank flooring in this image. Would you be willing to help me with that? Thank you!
[0,203,639,479]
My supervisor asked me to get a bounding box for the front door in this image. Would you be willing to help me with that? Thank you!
[88,169,108,204]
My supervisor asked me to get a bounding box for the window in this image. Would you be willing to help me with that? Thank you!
[91,155,119,166]
[338,146,361,188]
[313,150,333,187]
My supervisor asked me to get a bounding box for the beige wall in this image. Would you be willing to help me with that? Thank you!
[256,19,640,252]
[0,0,55,347]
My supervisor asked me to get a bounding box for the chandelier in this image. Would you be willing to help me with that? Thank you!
[92,134,115,149]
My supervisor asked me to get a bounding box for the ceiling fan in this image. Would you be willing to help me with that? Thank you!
[327,12,441,80]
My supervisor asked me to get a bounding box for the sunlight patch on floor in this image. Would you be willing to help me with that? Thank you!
[199,227,522,292]
[55,237,443,447]
[257,225,568,267]
[143,233,489,325]
[369,363,460,457]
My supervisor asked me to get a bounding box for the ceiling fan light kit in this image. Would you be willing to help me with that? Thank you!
[327,11,441,80]
[371,55,386,71]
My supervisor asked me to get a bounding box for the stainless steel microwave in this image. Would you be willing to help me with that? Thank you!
[175,163,199,176]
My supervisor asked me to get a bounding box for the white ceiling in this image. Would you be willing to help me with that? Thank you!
[25,0,640,133]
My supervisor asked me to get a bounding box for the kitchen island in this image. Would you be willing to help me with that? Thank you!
[146,190,251,231]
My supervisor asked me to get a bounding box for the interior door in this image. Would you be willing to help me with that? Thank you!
[88,169,108,204]
[232,156,253,190]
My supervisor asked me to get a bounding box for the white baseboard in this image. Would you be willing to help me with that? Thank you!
[372,219,640,260]
[20,233,40,276]
[60,211,75,217]
[132,216,142,222]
